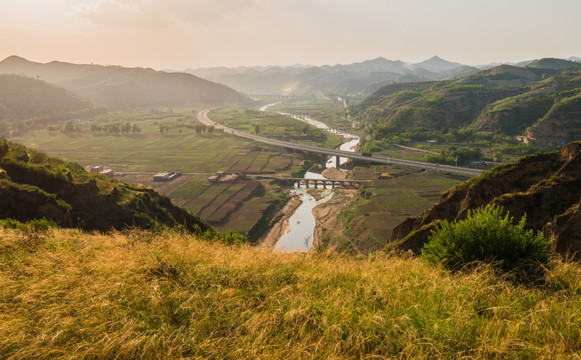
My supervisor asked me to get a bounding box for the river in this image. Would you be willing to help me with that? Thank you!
[259,102,360,252]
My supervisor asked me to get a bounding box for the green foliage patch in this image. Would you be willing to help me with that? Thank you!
[422,204,554,279]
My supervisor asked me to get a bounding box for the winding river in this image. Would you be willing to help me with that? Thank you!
[259,102,360,252]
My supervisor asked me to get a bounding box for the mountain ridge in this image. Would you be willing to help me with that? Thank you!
[0,74,96,122]
[185,56,480,96]
[0,56,248,110]
[354,62,581,143]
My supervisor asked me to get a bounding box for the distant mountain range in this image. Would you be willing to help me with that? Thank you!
[185,56,481,96]
[0,56,248,110]
[353,59,581,144]
[183,56,580,96]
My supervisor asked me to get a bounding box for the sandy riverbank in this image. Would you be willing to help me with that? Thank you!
[311,188,358,250]
[258,194,302,248]
[259,167,358,250]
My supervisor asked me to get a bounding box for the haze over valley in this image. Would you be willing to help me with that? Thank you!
[2,0,581,358]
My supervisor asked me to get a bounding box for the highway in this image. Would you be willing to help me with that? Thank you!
[197,109,483,177]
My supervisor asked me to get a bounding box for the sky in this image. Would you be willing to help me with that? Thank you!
[1,0,580,70]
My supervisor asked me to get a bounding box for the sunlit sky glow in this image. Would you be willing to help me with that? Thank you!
[1,0,580,69]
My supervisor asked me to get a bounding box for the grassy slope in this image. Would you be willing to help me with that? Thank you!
[354,65,581,139]
[0,74,96,122]
[1,227,581,359]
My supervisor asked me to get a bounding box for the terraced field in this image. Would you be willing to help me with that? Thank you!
[9,110,303,234]
[335,165,463,252]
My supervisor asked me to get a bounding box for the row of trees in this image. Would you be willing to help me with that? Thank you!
[91,123,142,135]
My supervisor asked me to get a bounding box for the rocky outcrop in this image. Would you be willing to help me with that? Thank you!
[0,179,73,226]
[388,142,581,257]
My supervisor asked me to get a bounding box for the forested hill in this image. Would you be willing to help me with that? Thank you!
[355,60,581,144]
[0,56,249,110]
[0,137,210,233]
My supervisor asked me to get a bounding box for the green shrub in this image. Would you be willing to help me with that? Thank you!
[0,217,58,232]
[421,204,553,277]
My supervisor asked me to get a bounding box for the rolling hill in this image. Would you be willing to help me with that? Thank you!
[355,60,581,144]
[0,74,99,122]
[0,56,248,110]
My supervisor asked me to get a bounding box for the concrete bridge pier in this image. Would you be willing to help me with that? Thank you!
[335,155,340,168]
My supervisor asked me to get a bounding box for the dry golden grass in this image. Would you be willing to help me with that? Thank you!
[1,227,581,359]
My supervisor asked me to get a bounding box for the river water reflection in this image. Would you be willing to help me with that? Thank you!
[259,102,359,252]
[274,173,334,252]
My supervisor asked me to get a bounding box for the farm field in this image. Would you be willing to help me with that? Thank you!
[10,105,473,245]
[269,99,358,134]
[9,110,304,234]
[334,165,463,253]
[210,107,345,149]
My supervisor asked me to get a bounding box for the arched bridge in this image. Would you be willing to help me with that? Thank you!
[245,94,309,101]
[252,175,370,189]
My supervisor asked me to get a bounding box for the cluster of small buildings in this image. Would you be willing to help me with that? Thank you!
[208,171,243,183]
[153,171,182,181]
[88,165,114,177]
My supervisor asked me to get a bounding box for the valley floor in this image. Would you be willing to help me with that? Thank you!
[2,227,581,359]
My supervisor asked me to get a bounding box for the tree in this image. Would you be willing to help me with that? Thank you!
[63,121,75,133]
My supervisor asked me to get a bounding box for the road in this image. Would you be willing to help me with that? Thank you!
[197,109,483,177]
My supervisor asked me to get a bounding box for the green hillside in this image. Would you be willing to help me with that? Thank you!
[353,65,532,132]
[526,57,581,70]
[0,56,248,110]
[355,62,581,147]
[473,70,581,139]
[0,137,210,232]
[0,74,101,125]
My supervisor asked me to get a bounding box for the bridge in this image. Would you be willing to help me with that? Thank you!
[252,175,370,189]
[197,109,483,178]
[245,94,309,101]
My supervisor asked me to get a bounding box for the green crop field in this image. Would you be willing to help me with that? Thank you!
[210,107,344,149]
[9,104,475,244]
[268,99,357,133]
[336,165,463,252]
[9,110,305,235]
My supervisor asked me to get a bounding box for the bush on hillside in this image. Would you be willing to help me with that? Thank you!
[421,204,553,278]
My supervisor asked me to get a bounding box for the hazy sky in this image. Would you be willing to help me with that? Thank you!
[1,0,580,69]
